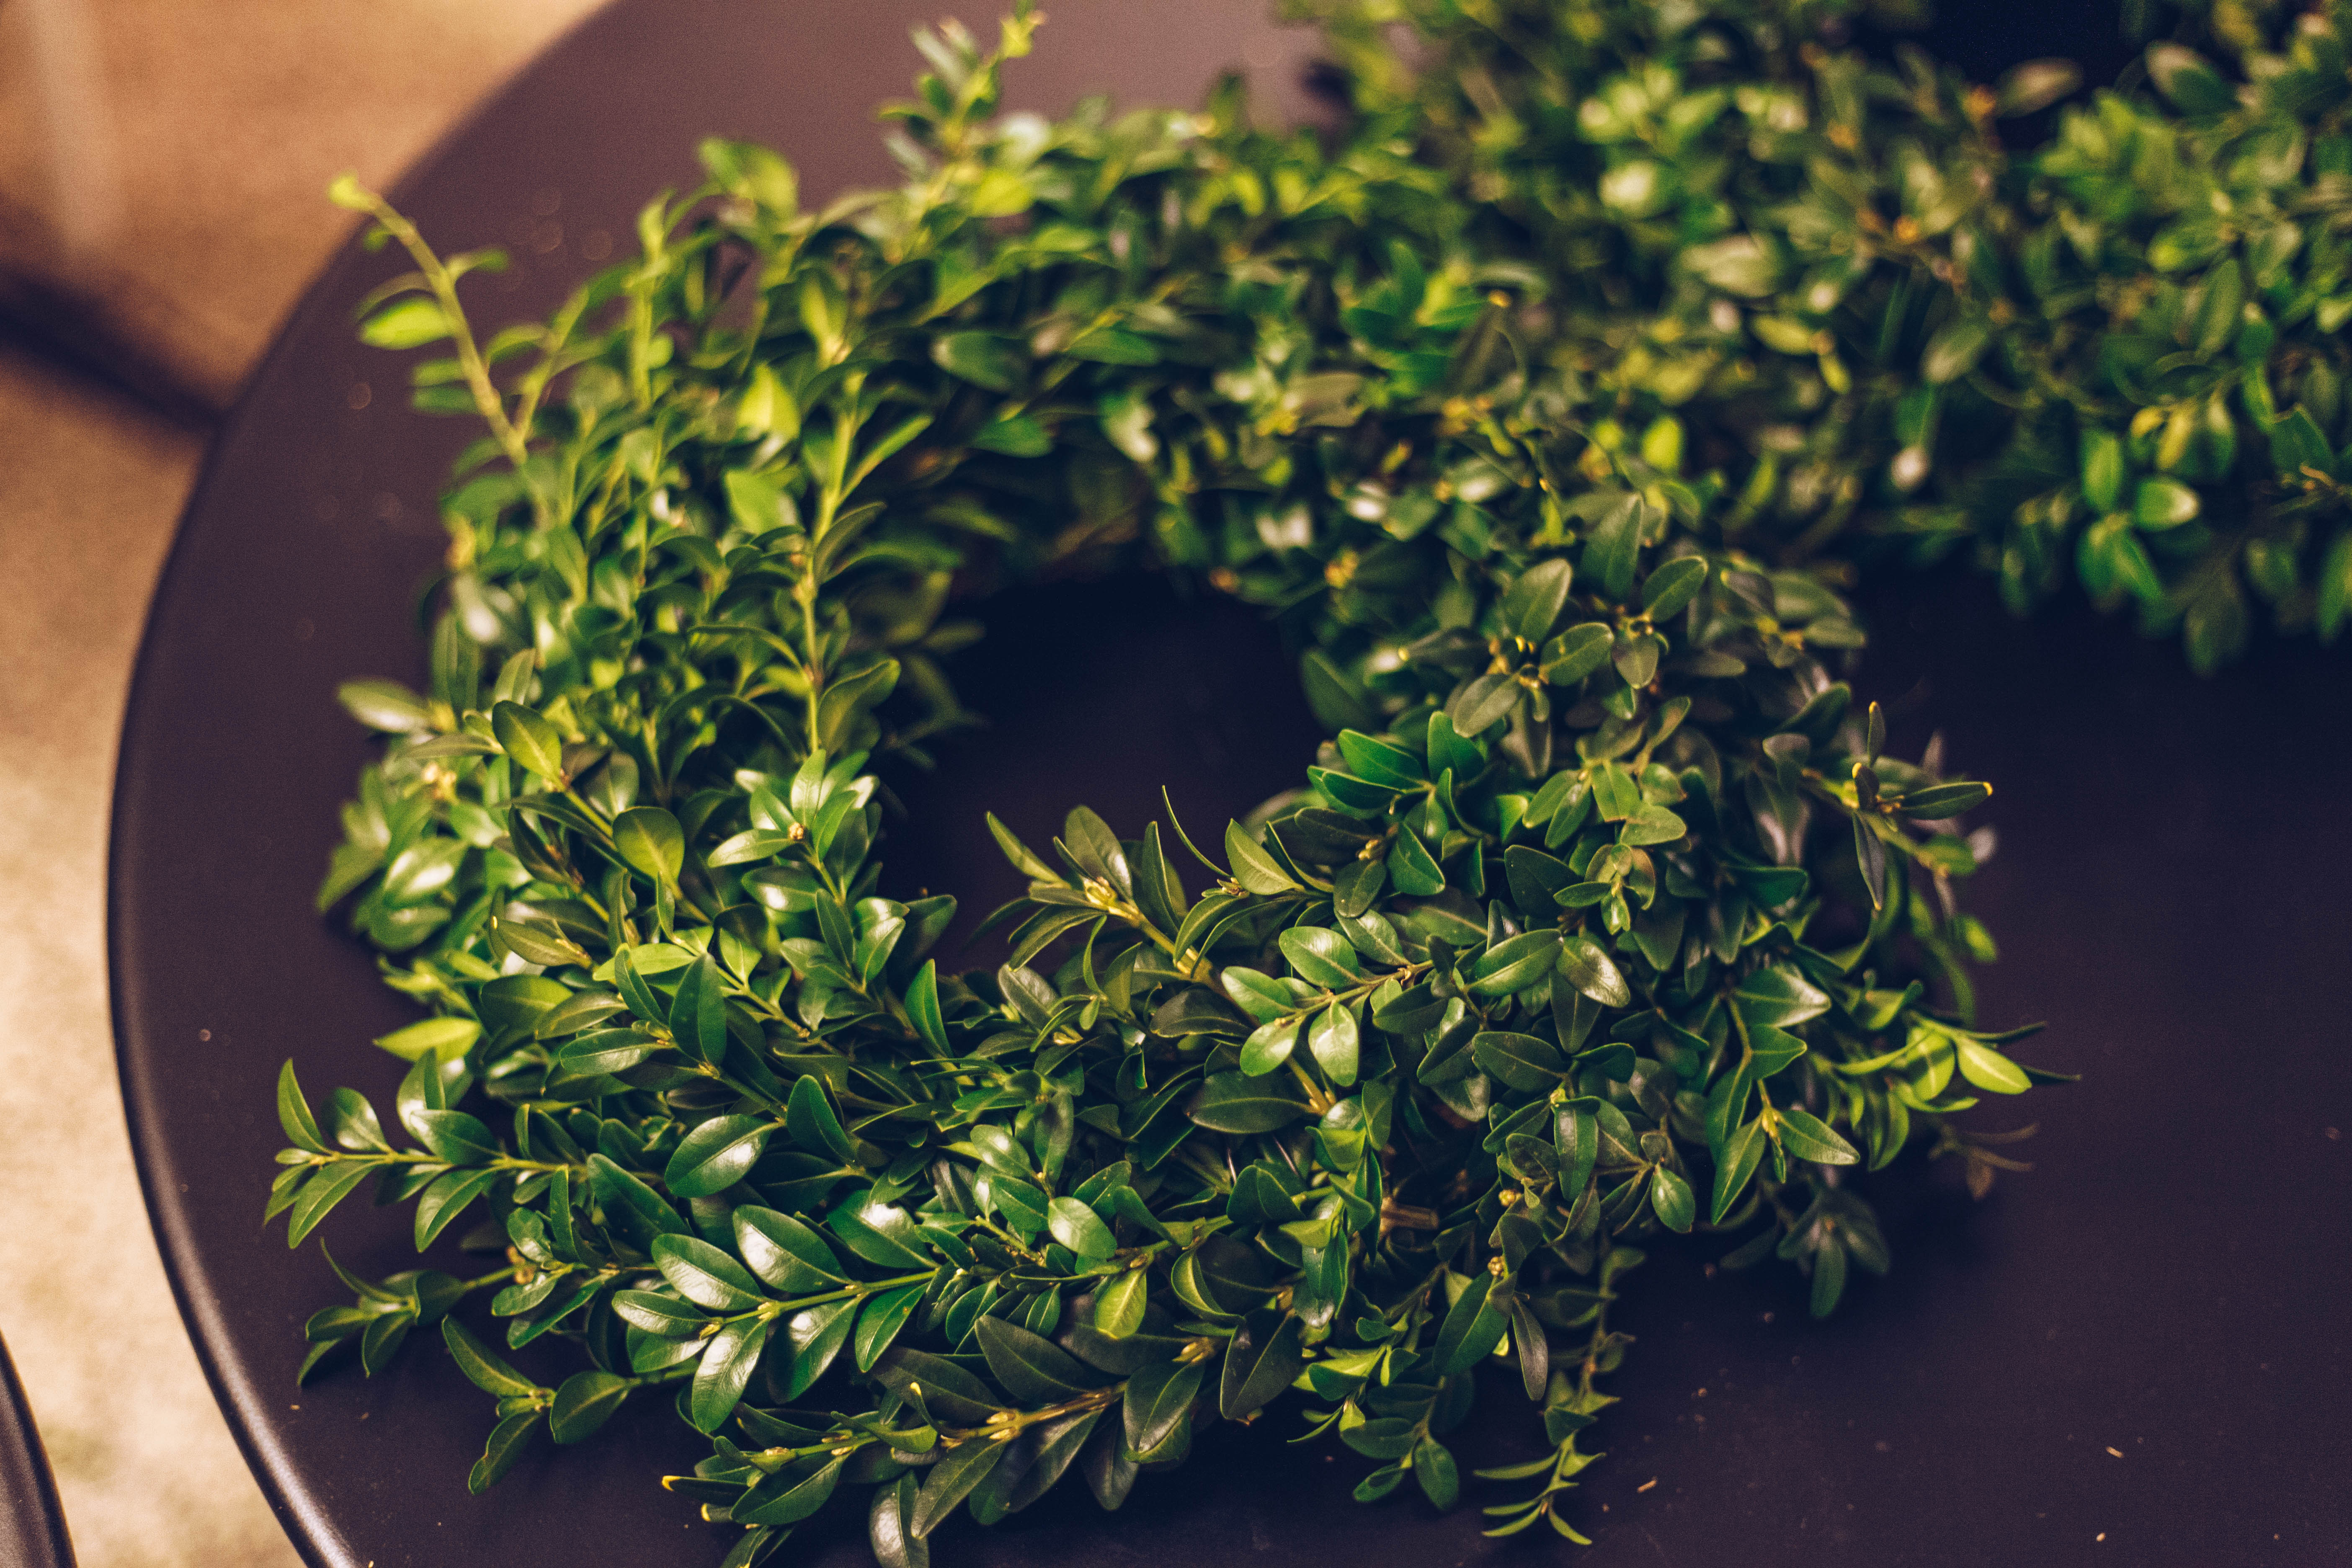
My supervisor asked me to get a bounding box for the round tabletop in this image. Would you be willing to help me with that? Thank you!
[111,3,2351,1565]
[0,1333,74,1568]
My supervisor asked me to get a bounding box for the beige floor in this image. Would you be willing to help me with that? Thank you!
[0,3,601,1564]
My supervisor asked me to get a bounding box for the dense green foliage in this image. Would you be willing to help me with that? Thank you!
[1298,0,2352,668]
[258,1,2352,1558]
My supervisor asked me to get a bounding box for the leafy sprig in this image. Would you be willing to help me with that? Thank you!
[1292,0,2352,668]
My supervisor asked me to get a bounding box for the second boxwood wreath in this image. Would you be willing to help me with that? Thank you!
[256,0,2352,1558]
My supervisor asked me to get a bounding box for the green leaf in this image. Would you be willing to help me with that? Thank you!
[1221,967,1292,1023]
[971,413,1050,456]
[664,1114,772,1198]
[1470,1031,1565,1091]
[490,701,566,784]
[872,1349,1003,1425]
[906,961,949,1054]
[773,1298,855,1400]
[1300,649,1377,733]
[1500,558,1574,643]
[1557,1100,1600,1199]
[1640,555,1708,620]
[735,1206,845,1291]
[975,1315,1099,1403]
[1954,1039,2032,1094]
[337,678,431,732]
[1335,730,1425,788]
[1775,1108,1860,1166]
[1413,1436,1460,1510]
[1711,1118,1767,1223]
[1540,622,1614,686]
[410,1109,498,1165]
[738,1452,848,1528]
[2146,43,2233,115]
[588,1154,689,1246]
[415,1166,500,1248]
[787,1073,860,1164]
[1278,926,1360,988]
[372,1016,480,1063]
[1581,493,1643,599]
[1047,1197,1116,1261]
[442,1318,539,1398]
[1239,1015,1301,1077]
[1434,1271,1509,1374]
[909,1439,1008,1539]
[2318,531,2352,642]
[1187,1070,1309,1134]
[1092,1270,1149,1338]
[327,1088,389,1153]
[549,1369,631,1444]
[1621,803,1687,846]
[467,1411,539,1493]
[1449,672,1521,738]
[856,1284,926,1371]
[1921,318,1990,384]
[284,1159,375,1247]
[1219,1309,1306,1418]
[2080,427,2126,513]
[1224,821,1299,894]
[1896,781,1992,818]
[614,806,685,885]
[653,1234,768,1312]
[987,812,1063,882]
[1308,1002,1361,1086]
[1470,929,1562,997]
[1651,1167,1696,1232]
[1994,57,2080,115]
[826,1195,931,1269]
[550,1029,654,1081]
[613,1291,707,1337]
[931,332,1027,392]
[1386,822,1446,896]
[359,297,451,349]
[1556,935,1632,1008]
[869,1476,926,1568]
[667,953,729,1064]
[2132,477,2200,530]
[1811,1238,1849,1318]
[1123,1358,1202,1455]
[1731,965,1830,1029]
[276,1061,327,1153]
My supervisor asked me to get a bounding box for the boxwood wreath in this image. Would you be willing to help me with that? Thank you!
[268,0,2348,1558]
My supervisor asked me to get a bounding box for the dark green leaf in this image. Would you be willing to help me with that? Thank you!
[787,1073,860,1164]
[1434,1272,1509,1374]
[976,1315,1100,1403]
[550,1369,631,1444]
[1218,1310,1305,1419]
[910,1439,1007,1538]
[1186,1070,1309,1134]
[739,1453,848,1528]
[690,1317,775,1433]
[652,1234,768,1312]
[443,1318,539,1398]
[1047,1197,1116,1261]
[1556,935,1632,1008]
[468,1411,540,1493]
[667,954,729,1064]
[1470,1031,1565,1092]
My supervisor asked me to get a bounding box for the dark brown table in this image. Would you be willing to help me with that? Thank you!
[110,3,2350,1565]
[0,1333,73,1568]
